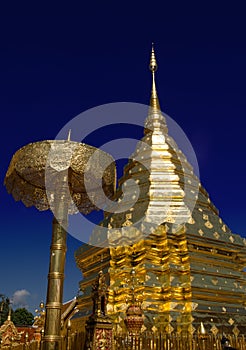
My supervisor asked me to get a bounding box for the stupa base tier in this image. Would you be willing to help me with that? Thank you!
[74,230,246,337]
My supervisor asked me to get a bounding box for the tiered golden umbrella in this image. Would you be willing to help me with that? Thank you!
[4,138,116,350]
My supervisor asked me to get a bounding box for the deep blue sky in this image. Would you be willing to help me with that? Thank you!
[1,2,246,313]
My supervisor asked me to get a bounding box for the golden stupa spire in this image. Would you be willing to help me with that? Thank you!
[149,43,161,112]
[145,44,168,134]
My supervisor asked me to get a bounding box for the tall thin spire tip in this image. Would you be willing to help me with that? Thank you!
[149,43,158,73]
[145,44,168,133]
[149,44,160,111]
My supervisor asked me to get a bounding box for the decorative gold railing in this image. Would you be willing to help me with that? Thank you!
[114,333,246,350]
[1,332,245,350]
[0,341,39,350]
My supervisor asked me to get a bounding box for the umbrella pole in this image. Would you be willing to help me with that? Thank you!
[43,177,68,350]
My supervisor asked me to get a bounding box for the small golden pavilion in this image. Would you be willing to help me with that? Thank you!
[73,46,246,339]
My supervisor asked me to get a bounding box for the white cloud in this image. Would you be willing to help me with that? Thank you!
[12,289,31,309]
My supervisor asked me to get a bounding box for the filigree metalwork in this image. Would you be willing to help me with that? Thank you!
[5,140,116,214]
[4,139,116,350]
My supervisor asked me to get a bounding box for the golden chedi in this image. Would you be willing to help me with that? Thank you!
[74,46,246,339]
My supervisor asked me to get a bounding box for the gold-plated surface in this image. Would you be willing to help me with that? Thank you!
[149,44,160,112]
[75,46,246,338]
[41,180,69,350]
[4,139,116,350]
[1,332,246,350]
[0,312,21,346]
[83,271,113,350]
[4,140,116,214]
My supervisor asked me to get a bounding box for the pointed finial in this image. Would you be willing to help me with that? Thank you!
[145,44,168,134]
[149,43,160,112]
[199,322,206,335]
[7,305,11,321]
[67,129,71,141]
[149,43,158,73]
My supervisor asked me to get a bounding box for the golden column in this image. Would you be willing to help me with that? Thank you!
[4,139,116,350]
[44,170,69,350]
